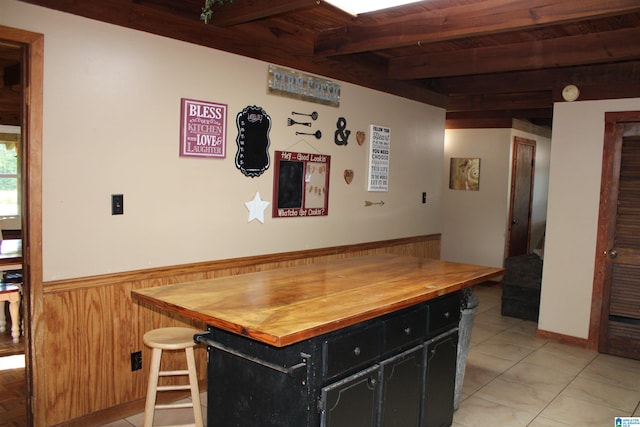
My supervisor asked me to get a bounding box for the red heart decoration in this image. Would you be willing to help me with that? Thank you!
[356,131,365,146]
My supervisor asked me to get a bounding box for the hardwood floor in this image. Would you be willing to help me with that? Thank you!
[0,319,26,427]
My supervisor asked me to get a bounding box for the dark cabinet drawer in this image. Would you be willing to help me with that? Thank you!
[323,325,381,380]
[383,306,426,353]
[427,292,461,337]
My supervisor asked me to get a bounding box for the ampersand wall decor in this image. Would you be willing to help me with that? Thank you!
[334,117,351,146]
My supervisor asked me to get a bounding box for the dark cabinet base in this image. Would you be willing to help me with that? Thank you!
[423,330,458,427]
[379,345,423,427]
[197,291,461,427]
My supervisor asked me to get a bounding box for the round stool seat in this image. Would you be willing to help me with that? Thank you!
[143,327,198,350]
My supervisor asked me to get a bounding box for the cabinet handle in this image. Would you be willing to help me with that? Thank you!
[444,311,450,319]
[404,327,412,335]
[353,346,361,356]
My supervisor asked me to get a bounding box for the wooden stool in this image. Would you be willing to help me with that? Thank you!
[143,327,204,427]
[0,283,21,343]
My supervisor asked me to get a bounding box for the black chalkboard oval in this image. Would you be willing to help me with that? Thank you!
[235,105,271,177]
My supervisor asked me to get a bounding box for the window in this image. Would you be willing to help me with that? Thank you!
[0,138,20,216]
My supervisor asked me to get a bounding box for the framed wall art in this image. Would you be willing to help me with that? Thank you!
[367,125,390,191]
[449,157,480,191]
[180,98,227,158]
[272,150,330,218]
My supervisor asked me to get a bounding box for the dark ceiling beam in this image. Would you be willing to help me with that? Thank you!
[431,61,640,96]
[445,117,518,129]
[314,0,640,56]
[209,0,321,27]
[390,27,640,79]
[0,89,21,117]
[18,0,446,107]
[3,64,20,87]
[446,109,553,120]
[447,91,552,112]
[552,82,640,103]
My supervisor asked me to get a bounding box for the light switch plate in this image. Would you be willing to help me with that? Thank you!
[112,194,124,215]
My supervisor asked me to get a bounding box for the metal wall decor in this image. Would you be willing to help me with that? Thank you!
[293,111,318,120]
[334,117,350,145]
[235,105,271,177]
[268,65,341,107]
[289,111,321,139]
[296,130,322,139]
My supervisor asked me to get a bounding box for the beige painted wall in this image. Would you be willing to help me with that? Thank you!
[1,0,446,281]
[539,97,640,339]
[441,127,551,268]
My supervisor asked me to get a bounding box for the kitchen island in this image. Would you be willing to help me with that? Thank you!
[132,254,503,427]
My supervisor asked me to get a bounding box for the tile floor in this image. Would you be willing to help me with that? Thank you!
[102,283,640,427]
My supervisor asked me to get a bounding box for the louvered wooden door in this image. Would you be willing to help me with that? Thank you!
[599,121,640,360]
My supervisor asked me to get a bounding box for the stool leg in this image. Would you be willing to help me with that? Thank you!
[0,301,6,332]
[185,347,204,427]
[144,347,163,427]
[8,295,20,343]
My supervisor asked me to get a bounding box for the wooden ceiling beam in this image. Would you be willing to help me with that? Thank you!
[315,0,640,56]
[446,109,553,120]
[390,27,640,79]
[431,61,640,95]
[447,91,552,112]
[552,82,640,102]
[208,0,322,27]
[445,117,516,129]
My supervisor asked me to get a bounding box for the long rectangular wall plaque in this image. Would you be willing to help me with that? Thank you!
[367,125,390,191]
[267,65,341,107]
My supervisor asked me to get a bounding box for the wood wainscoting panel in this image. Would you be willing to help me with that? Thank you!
[41,235,440,425]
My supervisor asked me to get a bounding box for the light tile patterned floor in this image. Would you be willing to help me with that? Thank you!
[102,283,640,427]
[454,284,640,427]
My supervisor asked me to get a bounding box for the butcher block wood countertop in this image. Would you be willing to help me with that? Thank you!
[132,254,503,347]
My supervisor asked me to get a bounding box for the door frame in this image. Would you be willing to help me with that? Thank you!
[589,110,640,350]
[0,25,44,426]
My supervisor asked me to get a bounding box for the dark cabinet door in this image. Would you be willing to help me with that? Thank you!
[321,365,380,427]
[422,330,458,427]
[379,345,423,427]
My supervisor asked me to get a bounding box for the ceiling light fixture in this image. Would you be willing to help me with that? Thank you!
[324,0,423,16]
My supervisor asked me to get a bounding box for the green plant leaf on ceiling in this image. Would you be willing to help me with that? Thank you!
[201,0,234,24]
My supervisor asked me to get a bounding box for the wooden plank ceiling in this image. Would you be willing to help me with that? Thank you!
[6,0,640,128]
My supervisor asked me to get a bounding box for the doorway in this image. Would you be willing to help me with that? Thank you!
[0,25,44,426]
[506,136,536,258]
[591,111,640,359]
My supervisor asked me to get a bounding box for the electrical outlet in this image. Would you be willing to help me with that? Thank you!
[112,194,124,215]
[131,351,142,371]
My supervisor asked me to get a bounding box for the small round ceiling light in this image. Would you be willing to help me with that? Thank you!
[562,84,580,102]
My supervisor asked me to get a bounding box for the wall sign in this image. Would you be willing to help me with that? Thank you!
[367,125,390,192]
[272,150,330,218]
[235,105,271,177]
[267,65,341,107]
[180,98,227,158]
